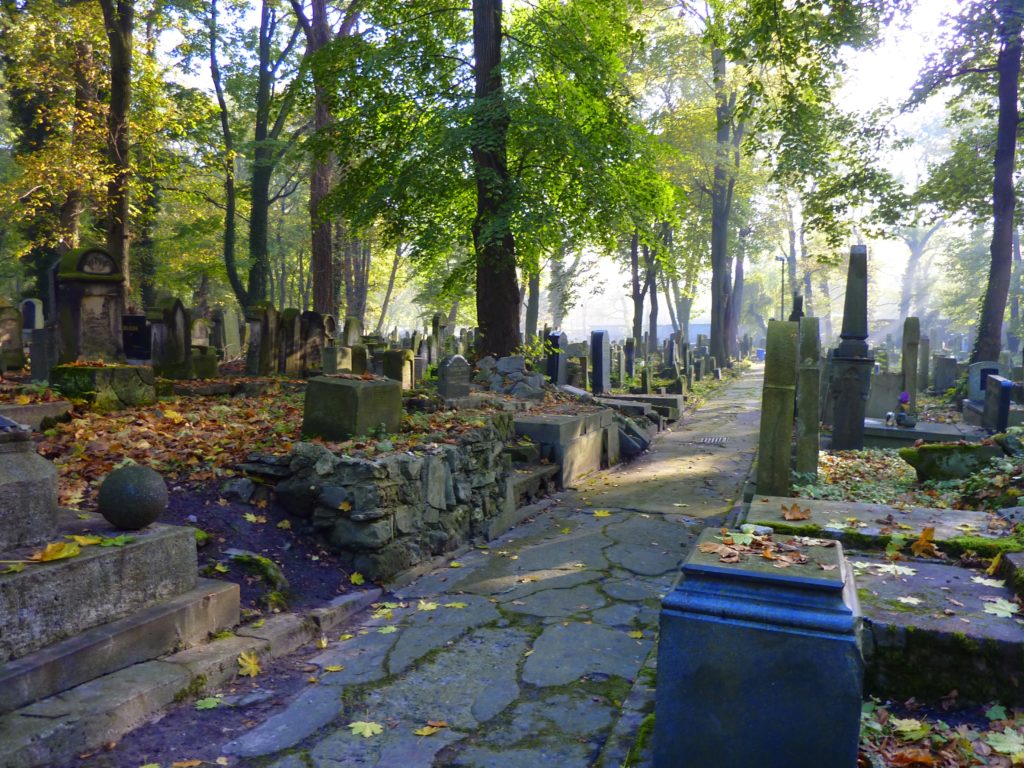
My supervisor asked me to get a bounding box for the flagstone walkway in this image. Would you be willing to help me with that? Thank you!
[202,367,764,768]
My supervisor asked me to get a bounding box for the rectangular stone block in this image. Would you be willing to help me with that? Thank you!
[557,429,604,488]
[654,528,862,768]
[302,375,402,441]
[984,374,1013,433]
[0,524,198,662]
[0,435,58,552]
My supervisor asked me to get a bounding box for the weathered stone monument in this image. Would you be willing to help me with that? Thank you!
[342,316,362,347]
[829,245,873,450]
[0,300,25,370]
[918,335,930,392]
[302,375,402,440]
[545,331,568,385]
[756,321,798,496]
[796,317,821,476]
[121,313,150,360]
[983,374,1013,433]
[55,247,125,363]
[624,338,635,378]
[149,297,192,379]
[382,348,415,390]
[438,354,471,400]
[211,307,242,361]
[590,330,611,395]
[901,317,920,415]
[300,311,325,375]
[932,354,957,393]
[245,303,278,376]
[278,308,303,377]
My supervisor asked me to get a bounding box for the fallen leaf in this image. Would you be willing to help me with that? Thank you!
[427,720,449,728]
[910,527,941,558]
[627,630,643,639]
[317,636,329,649]
[243,512,267,524]
[414,725,443,736]
[889,748,935,766]
[972,576,1006,588]
[348,721,384,738]
[449,561,462,568]
[896,596,922,606]
[593,510,611,518]
[339,633,355,641]
[66,534,102,546]
[417,600,438,611]
[350,572,365,585]
[444,602,468,609]
[237,651,261,677]
[986,704,1009,721]
[28,541,80,562]
[984,598,1020,619]
[781,503,811,521]
[195,697,221,710]
[276,519,292,530]
[171,761,203,768]
[378,625,397,634]
[324,665,345,673]
[985,727,1024,755]
[560,527,572,534]
[1,563,26,574]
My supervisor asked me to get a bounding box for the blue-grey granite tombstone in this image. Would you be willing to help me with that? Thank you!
[591,330,611,394]
[624,338,635,377]
[654,528,862,768]
[438,355,471,400]
[545,331,568,385]
[984,374,1013,433]
[968,361,1009,403]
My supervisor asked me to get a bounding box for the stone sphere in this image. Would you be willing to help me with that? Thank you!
[97,464,168,530]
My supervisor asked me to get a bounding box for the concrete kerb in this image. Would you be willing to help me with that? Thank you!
[0,588,382,768]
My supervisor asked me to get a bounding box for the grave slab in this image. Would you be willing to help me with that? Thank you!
[860,417,986,448]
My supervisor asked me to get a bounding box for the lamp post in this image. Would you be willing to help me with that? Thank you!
[775,255,786,320]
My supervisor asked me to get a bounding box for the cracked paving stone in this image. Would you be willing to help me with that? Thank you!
[604,541,681,576]
[302,724,463,768]
[311,629,398,686]
[604,515,695,550]
[522,622,651,687]
[602,578,665,602]
[222,684,342,757]
[386,594,500,675]
[590,602,640,628]
[502,583,608,618]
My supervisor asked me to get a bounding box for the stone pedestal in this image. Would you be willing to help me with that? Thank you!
[654,529,862,768]
[0,428,58,553]
[302,376,402,440]
[830,246,873,450]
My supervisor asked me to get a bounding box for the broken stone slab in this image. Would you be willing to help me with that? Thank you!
[0,400,71,431]
[745,496,1016,558]
[522,621,651,687]
[854,554,1024,705]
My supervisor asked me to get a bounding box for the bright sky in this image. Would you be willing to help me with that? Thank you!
[560,0,962,339]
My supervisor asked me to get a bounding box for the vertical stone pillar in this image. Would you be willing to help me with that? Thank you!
[796,317,821,476]
[918,335,930,392]
[901,317,920,414]
[830,246,874,450]
[756,320,798,496]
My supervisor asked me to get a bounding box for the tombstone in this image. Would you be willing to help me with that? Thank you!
[382,348,415,390]
[968,361,1010,403]
[0,301,26,369]
[302,376,402,441]
[830,245,873,450]
[191,318,211,348]
[796,317,821,477]
[277,309,303,377]
[932,355,958,393]
[918,336,930,392]
[624,338,636,378]
[984,374,1013,433]
[322,315,338,342]
[756,321,798,495]
[414,356,427,384]
[122,314,151,359]
[410,331,421,355]
[300,311,325,375]
[787,294,804,322]
[438,354,471,400]
[694,357,704,382]
[900,317,920,416]
[55,247,125,363]
[617,345,627,389]
[29,327,58,382]
[640,367,652,394]
[350,344,369,375]
[322,345,339,375]
[19,299,43,340]
[655,529,862,768]
[545,331,568,385]
[578,355,591,391]
[212,307,243,361]
[149,297,192,379]
[245,303,278,376]
[192,346,219,378]
[342,316,362,347]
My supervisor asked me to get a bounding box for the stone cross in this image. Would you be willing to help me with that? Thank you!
[756,320,799,495]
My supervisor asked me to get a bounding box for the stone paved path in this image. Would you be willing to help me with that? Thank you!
[226,367,764,767]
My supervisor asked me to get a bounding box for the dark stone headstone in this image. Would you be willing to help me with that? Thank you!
[0,301,26,369]
[382,348,414,390]
[29,327,58,382]
[245,303,278,376]
[122,314,150,359]
[300,311,325,375]
[149,297,192,379]
[278,309,303,377]
[438,355,471,400]
[757,321,798,496]
[932,355,958,393]
[984,374,1013,433]
[55,247,125,363]
[545,331,568,385]
[787,294,804,322]
[624,338,636,378]
[830,245,873,450]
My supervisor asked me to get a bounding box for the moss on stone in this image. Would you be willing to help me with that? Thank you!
[174,673,208,702]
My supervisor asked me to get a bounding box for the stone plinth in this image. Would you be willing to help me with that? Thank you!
[654,528,862,768]
[830,246,873,450]
[50,364,156,413]
[302,375,402,441]
[0,430,58,553]
[756,321,797,496]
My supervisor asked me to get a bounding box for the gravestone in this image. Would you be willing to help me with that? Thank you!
[830,245,873,450]
[122,314,150,359]
[0,301,26,369]
[278,309,303,376]
[342,316,362,347]
[149,297,192,379]
[192,346,218,378]
[918,336,930,392]
[55,247,125,363]
[968,361,1010,403]
[983,374,1013,433]
[640,367,652,394]
[578,355,590,391]
[901,317,920,414]
[245,303,278,376]
[302,376,402,441]
[932,355,958,393]
[438,355,471,400]
[694,357,704,382]
[545,331,568,385]
[19,298,43,337]
[350,344,369,375]
[191,318,211,348]
[788,294,804,322]
[382,348,415,390]
[29,327,58,382]
[322,345,339,375]
[300,311,325,375]
[655,529,862,768]
[617,345,626,389]
[624,338,636,378]
[414,356,426,383]
[756,321,798,496]
[323,315,337,343]
[212,307,242,361]
[796,317,821,476]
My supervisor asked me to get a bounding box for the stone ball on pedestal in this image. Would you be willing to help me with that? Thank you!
[97,464,168,530]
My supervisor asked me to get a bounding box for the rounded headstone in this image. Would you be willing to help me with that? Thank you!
[97,464,168,530]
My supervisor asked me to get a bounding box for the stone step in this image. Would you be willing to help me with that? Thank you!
[854,554,1024,705]
[604,393,684,422]
[997,551,1024,597]
[0,578,238,715]
[509,463,559,508]
[0,400,71,430]
[1,520,198,662]
[746,496,1019,558]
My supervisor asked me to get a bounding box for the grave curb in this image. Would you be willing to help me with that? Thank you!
[0,588,382,768]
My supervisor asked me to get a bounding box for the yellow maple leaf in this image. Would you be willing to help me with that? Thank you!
[627,630,644,639]
[66,534,102,546]
[276,519,292,530]
[339,633,355,641]
[237,651,261,677]
[350,572,365,585]
[243,512,267,524]
[593,510,611,518]
[324,665,345,673]
[910,527,941,558]
[14,394,31,405]
[417,600,438,611]
[348,721,384,738]
[28,541,80,562]
[338,500,352,512]
[414,725,443,736]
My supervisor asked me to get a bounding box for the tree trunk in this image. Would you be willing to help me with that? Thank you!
[644,244,658,355]
[629,232,645,346]
[1010,227,1022,354]
[972,0,1021,364]
[472,0,520,357]
[661,271,678,333]
[800,226,813,315]
[524,270,540,339]
[98,0,133,291]
[375,243,403,334]
[817,273,833,342]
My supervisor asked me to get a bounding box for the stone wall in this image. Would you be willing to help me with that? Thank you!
[264,413,516,581]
